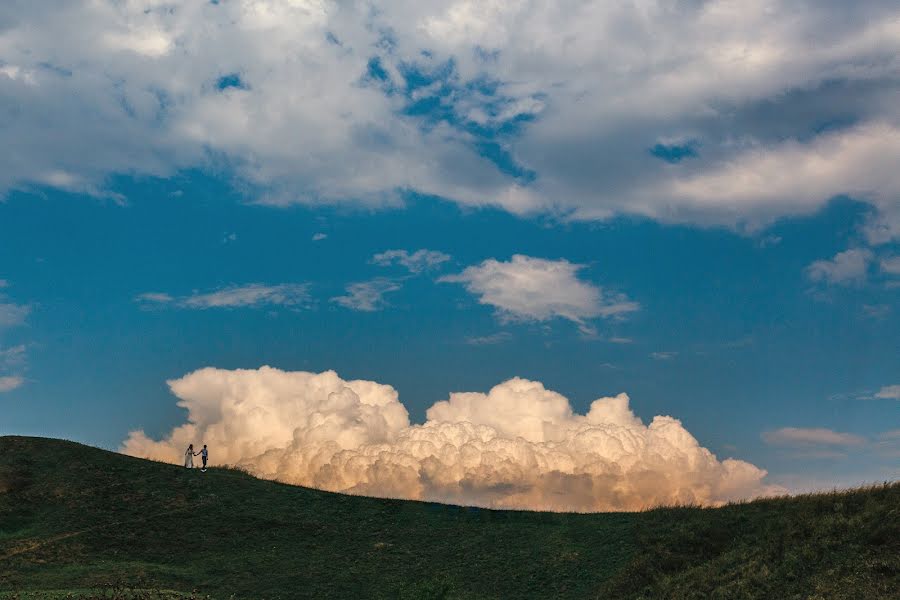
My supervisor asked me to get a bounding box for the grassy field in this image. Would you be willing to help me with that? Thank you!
[0,436,897,599]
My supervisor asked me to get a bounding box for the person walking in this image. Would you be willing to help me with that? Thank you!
[199,444,209,472]
[184,444,196,469]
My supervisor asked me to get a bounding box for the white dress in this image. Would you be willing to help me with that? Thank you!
[184,448,194,468]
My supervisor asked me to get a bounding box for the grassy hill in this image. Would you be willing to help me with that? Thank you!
[0,436,897,599]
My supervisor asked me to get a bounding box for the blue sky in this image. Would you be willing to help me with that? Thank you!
[2,177,897,491]
[1,1,898,505]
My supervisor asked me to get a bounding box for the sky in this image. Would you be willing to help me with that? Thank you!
[0,0,898,508]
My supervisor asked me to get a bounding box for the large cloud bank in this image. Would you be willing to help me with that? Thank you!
[122,366,777,511]
[3,1,899,238]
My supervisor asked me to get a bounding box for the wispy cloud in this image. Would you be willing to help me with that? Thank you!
[372,249,451,273]
[0,375,23,393]
[136,284,310,310]
[312,233,328,241]
[762,427,866,447]
[440,255,638,331]
[136,292,174,304]
[861,304,891,319]
[874,384,900,400]
[331,278,401,312]
[465,332,512,346]
[650,351,677,360]
[0,303,30,328]
[0,345,27,369]
[0,281,30,329]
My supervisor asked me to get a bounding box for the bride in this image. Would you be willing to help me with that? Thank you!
[184,443,196,468]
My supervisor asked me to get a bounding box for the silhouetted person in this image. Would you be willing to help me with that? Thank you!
[200,444,208,471]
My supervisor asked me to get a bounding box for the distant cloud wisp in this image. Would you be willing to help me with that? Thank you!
[0,303,30,329]
[465,332,512,346]
[136,284,310,310]
[0,375,23,393]
[372,249,451,273]
[331,278,401,312]
[762,427,866,447]
[874,385,900,400]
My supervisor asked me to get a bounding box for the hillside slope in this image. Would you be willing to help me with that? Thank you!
[0,436,897,599]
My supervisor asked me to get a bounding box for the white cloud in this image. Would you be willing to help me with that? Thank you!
[806,248,873,285]
[311,233,328,241]
[0,375,23,393]
[762,427,866,447]
[440,255,638,329]
[874,384,900,400]
[122,366,778,511]
[650,351,677,361]
[372,249,451,273]
[1,1,898,235]
[625,123,900,229]
[331,278,401,311]
[136,284,310,309]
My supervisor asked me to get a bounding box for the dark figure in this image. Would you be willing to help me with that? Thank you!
[200,444,208,471]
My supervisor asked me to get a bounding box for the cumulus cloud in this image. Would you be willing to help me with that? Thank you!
[806,248,873,285]
[122,366,777,511]
[0,375,23,393]
[762,427,866,447]
[874,384,900,400]
[372,249,451,273]
[331,278,402,311]
[2,1,899,235]
[312,233,328,241]
[440,255,638,330]
[136,284,310,309]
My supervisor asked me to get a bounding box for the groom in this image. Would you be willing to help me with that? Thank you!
[200,444,208,472]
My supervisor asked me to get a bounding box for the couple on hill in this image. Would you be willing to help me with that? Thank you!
[184,444,209,472]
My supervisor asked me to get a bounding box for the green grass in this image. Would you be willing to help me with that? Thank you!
[0,436,897,599]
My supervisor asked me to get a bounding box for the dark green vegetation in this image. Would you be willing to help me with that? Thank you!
[1,437,897,599]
